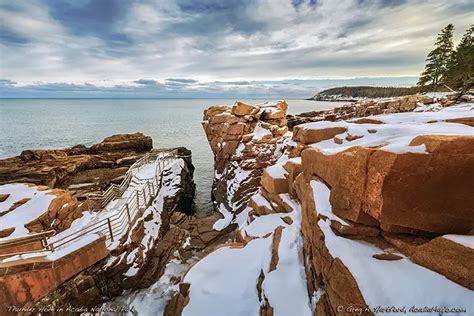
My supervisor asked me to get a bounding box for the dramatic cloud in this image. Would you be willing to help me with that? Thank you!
[0,0,472,97]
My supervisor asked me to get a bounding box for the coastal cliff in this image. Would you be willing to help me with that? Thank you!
[0,135,233,313]
[175,94,474,315]
[202,101,291,227]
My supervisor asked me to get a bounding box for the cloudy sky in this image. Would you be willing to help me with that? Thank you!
[0,0,472,98]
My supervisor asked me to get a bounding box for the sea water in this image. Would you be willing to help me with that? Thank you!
[0,98,343,213]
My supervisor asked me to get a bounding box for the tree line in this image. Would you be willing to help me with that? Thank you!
[311,86,421,100]
[418,24,473,93]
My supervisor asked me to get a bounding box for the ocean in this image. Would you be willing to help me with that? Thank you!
[0,98,343,213]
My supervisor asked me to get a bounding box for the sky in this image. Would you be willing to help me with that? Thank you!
[0,0,472,98]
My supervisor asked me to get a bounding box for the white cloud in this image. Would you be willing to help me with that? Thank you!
[0,0,472,87]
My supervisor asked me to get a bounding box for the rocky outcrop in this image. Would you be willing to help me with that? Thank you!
[287,93,470,129]
[0,184,90,239]
[300,136,474,234]
[33,147,234,311]
[202,101,290,219]
[0,133,152,207]
[25,188,91,234]
[201,96,474,315]
[268,102,473,314]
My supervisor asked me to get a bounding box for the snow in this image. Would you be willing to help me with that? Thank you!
[309,180,347,225]
[286,157,301,164]
[263,224,312,316]
[101,259,190,316]
[312,181,474,312]
[47,233,101,260]
[242,212,292,238]
[213,162,254,231]
[319,219,474,312]
[51,155,180,253]
[183,237,272,316]
[234,206,250,228]
[104,157,183,272]
[235,143,245,158]
[414,103,443,112]
[443,235,474,249]
[182,236,191,249]
[304,104,474,155]
[253,122,272,140]
[2,233,101,262]
[265,164,288,179]
[424,92,451,100]
[2,153,182,270]
[213,203,234,231]
[184,195,311,316]
[251,193,273,209]
[0,183,55,238]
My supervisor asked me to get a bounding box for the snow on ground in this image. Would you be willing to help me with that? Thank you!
[424,92,452,100]
[1,154,183,267]
[0,183,55,238]
[311,179,474,313]
[47,234,101,260]
[184,190,311,316]
[213,203,234,231]
[253,122,272,140]
[265,164,288,179]
[304,104,473,155]
[310,180,347,225]
[103,157,185,273]
[183,237,272,316]
[101,259,191,316]
[262,209,311,316]
[242,212,292,238]
[213,162,252,231]
[2,233,102,263]
[251,193,273,210]
[50,155,180,252]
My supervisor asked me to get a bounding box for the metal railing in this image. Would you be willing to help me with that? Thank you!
[99,153,154,208]
[0,149,179,259]
[0,230,55,253]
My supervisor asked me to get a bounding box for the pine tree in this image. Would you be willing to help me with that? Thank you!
[417,24,455,88]
[445,25,474,92]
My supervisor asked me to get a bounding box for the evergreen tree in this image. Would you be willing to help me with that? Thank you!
[445,25,474,92]
[417,24,455,88]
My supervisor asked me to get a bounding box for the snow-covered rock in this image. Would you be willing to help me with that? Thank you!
[197,98,474,316]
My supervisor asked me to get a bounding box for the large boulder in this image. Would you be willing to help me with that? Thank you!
[261,165,289,195]
[91,133,152,152]
[231,101,261,117]
[293,125,347,144]
[301,147,379,226]
[301,134,474,234]
[410,236,474,290]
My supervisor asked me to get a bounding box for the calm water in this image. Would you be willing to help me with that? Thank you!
[0,98,343,213]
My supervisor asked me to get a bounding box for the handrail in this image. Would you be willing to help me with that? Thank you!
[0,230,55,246]
[45,150,178,251]
[0,149,180,259]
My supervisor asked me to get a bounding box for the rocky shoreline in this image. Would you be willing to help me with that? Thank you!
[0,134,233,313]
[1,93,473,315]
[169,93,474,315]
